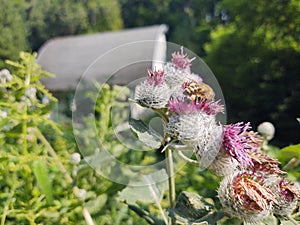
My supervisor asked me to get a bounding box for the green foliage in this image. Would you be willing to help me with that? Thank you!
[168,191,216,224]
[26,0,123,51]
[32,160,53,204]
[205,0,300,146]
[118,170,168,205]
[0,0,28,68]
[0,0,124,57]
[0,52,83,224]
[129,118,162,149]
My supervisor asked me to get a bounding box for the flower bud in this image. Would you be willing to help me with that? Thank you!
[70,152,81,165]
[257,122,275,140]
[0,69,13,83]
[76,188,87,200]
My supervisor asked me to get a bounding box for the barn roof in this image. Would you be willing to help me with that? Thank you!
[37,24,168,91]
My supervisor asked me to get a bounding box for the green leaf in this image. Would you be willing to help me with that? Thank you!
[168,191,214,225]
[85,194,107,215]
[117,169,168,205]
[278,144,300,162]
[244,215,277,225]
[33,160,53,204]
[129,118,162,149]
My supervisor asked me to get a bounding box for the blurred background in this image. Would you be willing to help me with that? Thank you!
[0,0,299,146]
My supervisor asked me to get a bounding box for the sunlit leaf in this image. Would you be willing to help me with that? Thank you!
[117,169,168,205]
[85,194,107,215]
[129,118,162,149]
[33,160,53,204]
[278,144,300,163]
[168,191,214,224]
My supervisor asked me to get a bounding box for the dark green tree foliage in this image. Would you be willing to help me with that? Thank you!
[26,0,123,51]
[119,0,222,55]
[121,0,234,55]
[0,0,28,68]
[0,0,124,61]
[205,0,300,146]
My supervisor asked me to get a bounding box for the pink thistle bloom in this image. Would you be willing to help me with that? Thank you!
[195,99,224,115]
[171,47,195,71]
[168,97,197,114]
[168,97,224,115]
[222,122,256,168]
[146,69,165,86]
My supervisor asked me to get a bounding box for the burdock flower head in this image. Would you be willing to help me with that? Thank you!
[135,69,171,109]
[248,149,285,176]
[209,127,265,176]
[168,97,224,116]
[164,47,201,89]
[171,47,195,72]
[218,171,277,223]
[221,122,259,168]
[269,177,300,216]
[167,97,223,168]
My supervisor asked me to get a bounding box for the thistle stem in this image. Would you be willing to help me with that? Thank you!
[165,147,176,225]
[177,150,198,165]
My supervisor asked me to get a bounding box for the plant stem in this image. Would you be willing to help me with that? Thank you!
[177,150,199,165]
[165,147,176,225]
[287,216,299,225]
[22,105,28,155]
[82,207,95,225]
[33,128,73,184]
[34,128,97,225]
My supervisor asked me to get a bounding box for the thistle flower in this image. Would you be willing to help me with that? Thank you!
[208,148,239,176]
[218,171,277,223]
[248,150,285,176]
[268,177,300,216]
[163,47,201,89]
[171,47,195,72]
[167,96,224,167]
[222,122,260,168]
[135,69,171,109]
[168,97,224,116]
[146,69,165,86]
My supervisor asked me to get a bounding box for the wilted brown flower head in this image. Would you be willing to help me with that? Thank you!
[218,171,277,223]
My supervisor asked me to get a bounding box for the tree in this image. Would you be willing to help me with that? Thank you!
[205,0,300,146]
[26,0,123,51]
[0,0,28,68]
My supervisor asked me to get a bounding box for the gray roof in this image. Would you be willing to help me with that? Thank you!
[37,25,168,91]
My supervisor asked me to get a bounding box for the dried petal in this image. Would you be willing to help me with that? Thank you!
[218,171,276,223]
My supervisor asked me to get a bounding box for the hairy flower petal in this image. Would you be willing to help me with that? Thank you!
[171,47,195,72]
[222,122,257,168]
[168,97,224,115]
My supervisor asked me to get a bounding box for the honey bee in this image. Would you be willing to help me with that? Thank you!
[184,81,215,103]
